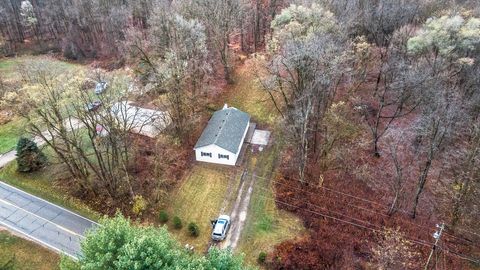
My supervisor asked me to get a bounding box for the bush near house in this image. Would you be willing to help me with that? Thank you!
[173,216,182,229]
[132,195,147,216]
[158,210,169,223]
[258,252,267,264]
[187,222,199,237]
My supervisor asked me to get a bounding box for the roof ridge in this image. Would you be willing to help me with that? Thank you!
[212,108,233,145]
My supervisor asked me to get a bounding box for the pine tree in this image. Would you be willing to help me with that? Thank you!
[16,137,47,172]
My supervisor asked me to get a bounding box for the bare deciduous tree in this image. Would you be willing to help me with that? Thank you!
[448,123,480,228]
[357,27,424,157]
[127,5,210,138]
[263,3,346,183]
[411,83,460,218]
[178,0,242,84]
[18,61,146,200]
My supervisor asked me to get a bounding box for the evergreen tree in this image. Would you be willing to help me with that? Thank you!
[16,137,47,172]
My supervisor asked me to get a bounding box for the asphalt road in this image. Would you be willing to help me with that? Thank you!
[0,181,97,259]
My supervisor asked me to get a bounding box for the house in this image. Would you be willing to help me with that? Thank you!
[194,104,250,166]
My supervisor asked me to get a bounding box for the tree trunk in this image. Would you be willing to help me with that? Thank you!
[411,159,432,218]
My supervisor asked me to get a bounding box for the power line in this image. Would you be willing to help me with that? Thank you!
[252,173,434,230]
[258,180,388,217]
[255,193,432,247]
[268,177,389,213]
[256,185,384,230]
[269,176,479,247]
[440,247,480,265]
[249,173,480,250]
[445,224,480,239]
[249,172,480,241]
[251,173,388,207]
[257,194,480,265]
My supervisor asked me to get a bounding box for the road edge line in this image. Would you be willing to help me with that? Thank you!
[0,181,100,226]
[0,219,79,260]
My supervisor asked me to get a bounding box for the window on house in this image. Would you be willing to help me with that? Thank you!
[201,152,212,158]
[218,154,229,160]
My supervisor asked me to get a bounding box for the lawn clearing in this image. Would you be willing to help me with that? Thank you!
[222,58,277,126]
[0,55,86,153]
[0,118,27,154]
[0,161,101,222]
[0,58,17,81]
[164,163,236,251]
[0,230,60,270]
[238,139,306,267]
[0,55,83,82]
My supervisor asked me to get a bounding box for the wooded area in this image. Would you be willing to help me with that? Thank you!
[1,0,480,269]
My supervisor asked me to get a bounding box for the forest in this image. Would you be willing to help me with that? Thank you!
[0,0,480,269]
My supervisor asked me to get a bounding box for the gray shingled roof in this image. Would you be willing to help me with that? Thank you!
[194,107,250,154]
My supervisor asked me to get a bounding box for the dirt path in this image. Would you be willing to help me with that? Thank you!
[218,170,245,215]
[207,163,257,252]
[220,169,256,250]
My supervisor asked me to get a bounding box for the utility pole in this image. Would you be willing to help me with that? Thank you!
[424,222,445,270]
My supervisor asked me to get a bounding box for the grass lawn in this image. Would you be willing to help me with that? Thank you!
[0,55,82,81]
[0,161,101,222]
[0,55,85,153]
[0,118,27,154]
[0,58,18,81]
[0,230,60,270]
[164,164,237,251]
[238,140,306,267]
[222,58,278,126]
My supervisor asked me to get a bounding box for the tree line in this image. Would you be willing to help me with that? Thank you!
[0,0,282,62]
[263,0,480,233]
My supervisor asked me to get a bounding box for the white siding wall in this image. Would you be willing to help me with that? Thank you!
[195,145,238,166]
[194,120,249,166]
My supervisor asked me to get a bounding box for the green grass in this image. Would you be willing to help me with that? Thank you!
[223,59,278,126]
[238,138,306,267]
[0,58,16,75]
[0,230,60,270]
[0,161,101,222]
[165,164,234,251]
[0,55,82,81]
[0,118,27,154]
[0,55,85,152]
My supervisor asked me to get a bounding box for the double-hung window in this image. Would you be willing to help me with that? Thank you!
[201,152,212,158]
[218,154,229,160]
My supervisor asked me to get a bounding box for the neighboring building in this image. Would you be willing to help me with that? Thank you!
[194,104,250,166]
[99,101,171,138]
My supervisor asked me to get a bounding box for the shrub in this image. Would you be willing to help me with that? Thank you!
[158,210,169,223]
[187,222,199,237]
[173,216,182,229]
[16,137,47,172]
[258,251,267,264]
[132,195,147,216]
